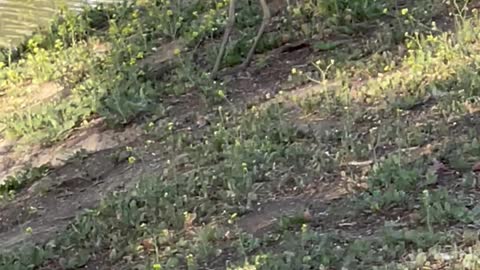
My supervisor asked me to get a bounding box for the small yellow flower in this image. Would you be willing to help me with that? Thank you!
[173,48,181,56]
[128,156,136,164]
[291,68,297,75]
[401,8,408,16]
[166,10,173,16]
[293,7,301,16]
[153,263,162,270]
[383,8,388,14]
[25,227,33,234]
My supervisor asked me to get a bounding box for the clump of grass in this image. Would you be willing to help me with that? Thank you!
[0,165,50,200]
[360,154,422,212]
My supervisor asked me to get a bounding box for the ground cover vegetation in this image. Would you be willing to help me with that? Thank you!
[2,0,480,269]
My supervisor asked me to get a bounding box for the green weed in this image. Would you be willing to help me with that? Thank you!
[0,165,50,200]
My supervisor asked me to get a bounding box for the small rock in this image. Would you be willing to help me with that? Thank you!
[115,150,131,164]
[303,207,313,222]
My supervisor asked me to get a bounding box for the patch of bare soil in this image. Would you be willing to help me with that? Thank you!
[235,181,350,237]
[1,147,136,252]
[0,119,143,184]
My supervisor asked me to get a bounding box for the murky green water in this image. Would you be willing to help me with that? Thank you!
[0,0,119,48]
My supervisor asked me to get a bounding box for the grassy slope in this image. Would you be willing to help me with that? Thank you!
[2,0,480,269]
[0,0,226,146]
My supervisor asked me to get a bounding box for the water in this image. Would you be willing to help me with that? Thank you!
[0,0,120,48]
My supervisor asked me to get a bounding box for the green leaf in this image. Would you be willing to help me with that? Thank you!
[313,41,340,52]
